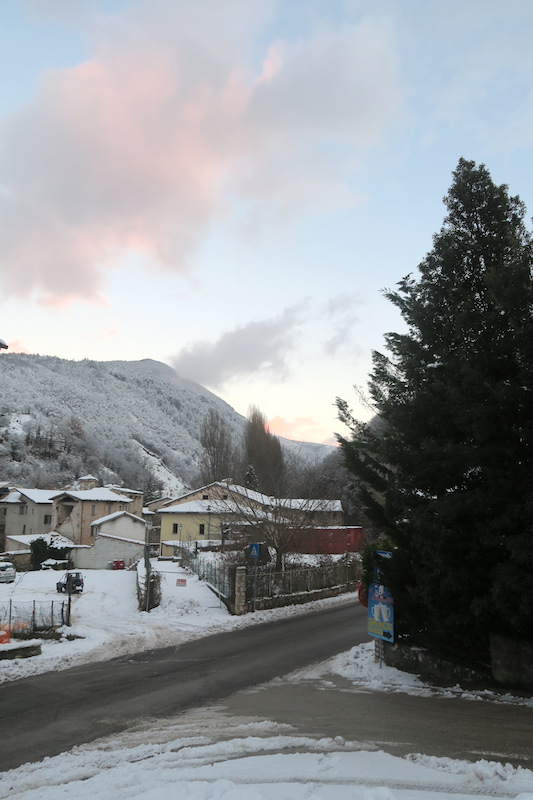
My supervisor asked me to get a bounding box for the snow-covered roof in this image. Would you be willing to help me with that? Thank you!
[91,511,146,526]
[5,532,75,548]
[104,484,144,495]
[0,490,22,504]
[224,483,273,505]
[0,488,66,505]
[50,488,132,503]
[164,482,342,514]
[159,499,243,515]
[17,489,56,504]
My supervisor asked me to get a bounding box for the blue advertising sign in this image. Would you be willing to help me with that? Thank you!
[368,581,394,642]
[248,543,260,559]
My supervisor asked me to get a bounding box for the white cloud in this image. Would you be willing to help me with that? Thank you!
[321,294,362,357]
[170,306,305,387]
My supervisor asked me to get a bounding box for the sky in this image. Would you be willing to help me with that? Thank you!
[2,564,533,797]
[2,1,533,445]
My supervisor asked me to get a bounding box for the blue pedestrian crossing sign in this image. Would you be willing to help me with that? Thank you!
[249,543,260,558]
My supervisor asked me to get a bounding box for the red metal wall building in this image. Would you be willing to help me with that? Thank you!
[291,526,364,555]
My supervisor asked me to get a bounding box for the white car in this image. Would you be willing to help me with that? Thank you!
[0,562,16,583]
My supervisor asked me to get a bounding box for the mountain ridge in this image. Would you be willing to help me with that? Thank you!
[0,354,331,497]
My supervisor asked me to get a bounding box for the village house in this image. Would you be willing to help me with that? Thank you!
[71,511,147,569]
[158,481,345,556]
[0,486,56,549]
[50,487,134,546]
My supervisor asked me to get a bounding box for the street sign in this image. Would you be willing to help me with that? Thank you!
[368,581,394,642]
[374,550,392,583]
[249,543,260,558]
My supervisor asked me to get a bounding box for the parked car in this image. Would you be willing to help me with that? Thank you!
[0,561,16,583]
[56,571,84,594]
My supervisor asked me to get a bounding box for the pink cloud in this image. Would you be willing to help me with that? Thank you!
[4,340,31,354]
[257,44,283,84]
[0,5,405,304]
[268,415,335,445]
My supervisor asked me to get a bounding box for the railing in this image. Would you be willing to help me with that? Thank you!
[176,546,360,613]
[245,561,361,603]
[177,547,234,601]
[0,599,68,633]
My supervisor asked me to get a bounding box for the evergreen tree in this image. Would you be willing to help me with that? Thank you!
[244,464,259,491]
[30,537,49,570]
[337,159,533,660]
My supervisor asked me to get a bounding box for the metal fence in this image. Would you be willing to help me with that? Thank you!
[177,546,360,612]
[179,548,234,601]
[245,561,361,602]
[0,600,68,633]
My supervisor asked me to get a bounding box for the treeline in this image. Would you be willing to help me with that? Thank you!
[197,405,361,512]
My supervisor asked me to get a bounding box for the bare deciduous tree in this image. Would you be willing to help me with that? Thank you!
[198,409,238,484]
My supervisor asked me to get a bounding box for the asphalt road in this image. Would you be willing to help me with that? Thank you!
[0,601,367,771]
[3,602,533,773]
[220,674,533,769]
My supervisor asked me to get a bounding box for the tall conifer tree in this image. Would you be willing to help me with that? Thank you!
[337,159,533,659]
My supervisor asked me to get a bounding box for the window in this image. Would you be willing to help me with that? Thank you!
[0,508,6,516]
[91,504,96,516]
[107,504,112,514]
[172,523,179,534]
[22,525,26,534]
[44,515,52,525]
[19,505,26,515]
[199,523,205,535]
[222,494,228,500]
[202,494,209,500]
[0,524,5,535]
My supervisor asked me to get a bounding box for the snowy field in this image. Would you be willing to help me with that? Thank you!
[1,563,533,799]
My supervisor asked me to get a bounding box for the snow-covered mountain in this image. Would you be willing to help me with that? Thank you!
[0,354,330,497]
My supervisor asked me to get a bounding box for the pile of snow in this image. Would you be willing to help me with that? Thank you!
[1,727,532,799]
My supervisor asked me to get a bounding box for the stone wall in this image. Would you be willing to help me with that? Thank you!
[382,641,491,687]
[490,634,533,690]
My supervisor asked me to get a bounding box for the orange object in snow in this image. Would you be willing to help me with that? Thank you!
[0,630,10,644]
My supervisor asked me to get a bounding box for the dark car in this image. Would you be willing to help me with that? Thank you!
[56,571,84,594]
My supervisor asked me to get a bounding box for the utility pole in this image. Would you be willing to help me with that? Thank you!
[144,523,151,612]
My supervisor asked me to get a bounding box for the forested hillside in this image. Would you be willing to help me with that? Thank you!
[0,355,247,496]
[0,355,331,498]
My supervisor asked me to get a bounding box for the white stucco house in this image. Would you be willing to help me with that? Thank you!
[70,511,147,570]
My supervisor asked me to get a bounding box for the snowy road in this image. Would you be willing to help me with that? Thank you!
[0,601,365,770]
[2,563,533,798]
